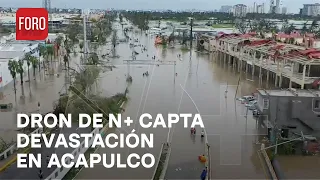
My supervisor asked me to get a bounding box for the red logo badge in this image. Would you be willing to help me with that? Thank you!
[16,8,48,40]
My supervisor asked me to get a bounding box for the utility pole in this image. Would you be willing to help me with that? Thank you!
[189,17,193,49]
[82,9,90,64]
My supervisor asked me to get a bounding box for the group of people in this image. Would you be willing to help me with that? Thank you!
[190,128,205,138]
[143,71,149,76]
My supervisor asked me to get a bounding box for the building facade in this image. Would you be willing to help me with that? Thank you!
[256,89,320,138]
[220,5,233,13]
[302,3,320,16]
[269,0,280,14]
[233,4,247,17]
[282,7,287,14]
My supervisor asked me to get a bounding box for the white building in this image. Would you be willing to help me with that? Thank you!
[220,5,233,13]
[302,3,320,16]
[269,0,280,14]
[0,33,61,87]
[282,7,287,14]
[256,4,265,14]
[233,4,247,17]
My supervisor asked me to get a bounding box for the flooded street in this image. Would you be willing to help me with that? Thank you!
[0,50,83,142]
[76,24,266,179]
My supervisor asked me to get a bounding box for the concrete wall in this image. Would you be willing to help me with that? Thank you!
[260,93,320,135]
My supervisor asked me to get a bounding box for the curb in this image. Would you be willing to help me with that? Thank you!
[71,100,127,180]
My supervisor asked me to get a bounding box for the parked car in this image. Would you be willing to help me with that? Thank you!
[237,95,255,103]
[245,100,257,107]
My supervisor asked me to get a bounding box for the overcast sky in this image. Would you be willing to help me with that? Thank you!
[0,0,318,13]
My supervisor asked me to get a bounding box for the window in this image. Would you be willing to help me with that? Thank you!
[263,99,269,109]
[314,100,320,109]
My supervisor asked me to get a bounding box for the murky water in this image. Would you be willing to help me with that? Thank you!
[0,51,81,142]
[75,22,266,179]
[276,156,320,179]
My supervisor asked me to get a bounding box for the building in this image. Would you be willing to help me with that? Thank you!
[282,7,287,14]
[256,88,320,138]
[302,3,320,16]
[233,4,247,17]
[269,0,280,14]
[220,5,233,13]
[256,4,265,14]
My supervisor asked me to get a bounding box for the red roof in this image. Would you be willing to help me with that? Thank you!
[269,45,285,51]
[308,52,320,59]
[246,39,273,46]
[299,49,320,55]
[240,34,252,38]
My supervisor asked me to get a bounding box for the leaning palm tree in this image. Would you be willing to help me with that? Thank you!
[24,53,32,82]
[17,60,24,85]
[30,56,39,78]
[8,60,18,93]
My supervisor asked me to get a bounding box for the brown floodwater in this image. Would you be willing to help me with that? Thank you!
[0,51,81,142]
[75,23,267,179]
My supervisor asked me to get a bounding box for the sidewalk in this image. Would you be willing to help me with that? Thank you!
[165,130,206,179]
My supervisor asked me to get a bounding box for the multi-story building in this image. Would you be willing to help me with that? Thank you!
[256,88,320,138]
[233,4,247,17]
[220,5,233,13]
[282,7,287,14]
[269,0,280,14]
[256,4,265,14]
[302,3,320,16]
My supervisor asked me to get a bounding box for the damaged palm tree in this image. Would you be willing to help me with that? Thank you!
[54,51,127,127]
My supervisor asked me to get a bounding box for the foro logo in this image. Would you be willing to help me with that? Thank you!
[16,8,48,40]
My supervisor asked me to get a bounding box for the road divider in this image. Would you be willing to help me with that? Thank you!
[46,98,127,180]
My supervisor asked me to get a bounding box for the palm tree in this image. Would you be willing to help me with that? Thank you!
[79,42,84,52]
[8,60,18,93]
[39,45,46,70]
[24,53,31,82]
[30,56,39,78]
[55,35,64,56]
[301,23,308,34]
[309,20,319,33]
[46,46,54,65]
[17,60,24,85]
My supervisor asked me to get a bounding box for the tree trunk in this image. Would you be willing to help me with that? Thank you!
[13,78,16,93]
[27,68,30,82]
[33,66,36,77]
[20,73,23,85]
[43,58,46,69]
[38,59,41,72]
